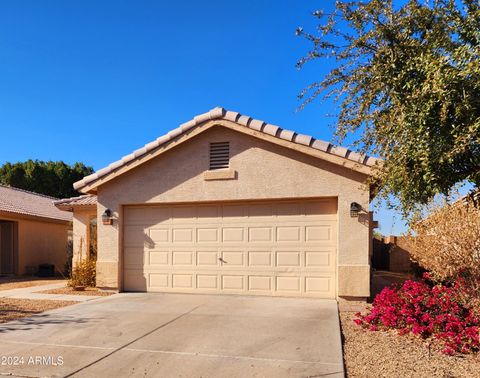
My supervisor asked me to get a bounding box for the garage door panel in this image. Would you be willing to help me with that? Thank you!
[124,199,337,298]
[124,247,144,267]
[149,251,169,265]
[197,274,218,289]
[172,228,194,242]
[276,276,301,293]
[305,276,332,294]
[305,225,334,243]
[149,228,169,243]
[197,228,219,242]
[221,251,244,267]
[149,273,169,288]
[124,226,147,247]
[172,251,194,265]
[222,275,244,290]
[248,251,272,267]
[248,227,273,242]
[124,270,147,291]
[196,251,219,266]
[126,272,335,297]
[172,274,193,288]
[276,226,302,242]
[276,251,301,267]
[222,227,245,242]
[305,249,334,269]
[248,275,272,291]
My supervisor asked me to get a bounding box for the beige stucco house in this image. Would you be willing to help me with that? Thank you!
[59,107,379,301]
[0,185,72,275]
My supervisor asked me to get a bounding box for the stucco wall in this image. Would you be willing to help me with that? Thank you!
[0,213,70,275]
[95,125,371,297]
[72,209,96,265]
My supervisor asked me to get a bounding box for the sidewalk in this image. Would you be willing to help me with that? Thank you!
[0,282,105,302]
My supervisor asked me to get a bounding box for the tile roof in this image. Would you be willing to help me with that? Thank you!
[74,107,380,191]
[0,185,72,222]
[54,195,97,211]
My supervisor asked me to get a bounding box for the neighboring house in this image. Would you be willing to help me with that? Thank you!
[59,107,379,301]
[0,185,72,275]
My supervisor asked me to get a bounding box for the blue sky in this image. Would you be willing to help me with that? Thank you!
[0,0,407,235]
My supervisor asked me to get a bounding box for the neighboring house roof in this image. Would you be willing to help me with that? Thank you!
[54,195,97,212]
[74,107,381,193]
[0,185,72,222]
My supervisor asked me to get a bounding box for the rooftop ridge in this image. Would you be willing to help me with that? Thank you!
[0,184,60,200]
[74,107,380,191]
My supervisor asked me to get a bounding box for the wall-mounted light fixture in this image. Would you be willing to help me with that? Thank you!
[350,202,361,218]
[102,209,113,225]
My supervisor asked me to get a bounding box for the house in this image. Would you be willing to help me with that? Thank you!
[0,185,72,275]
[58,107,379,301]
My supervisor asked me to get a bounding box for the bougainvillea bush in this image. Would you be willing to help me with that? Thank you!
[355,275,480,355]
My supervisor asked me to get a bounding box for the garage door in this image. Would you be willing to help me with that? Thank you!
[123,199,337,298]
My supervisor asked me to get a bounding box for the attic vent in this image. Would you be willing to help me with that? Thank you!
[209,142,230,170]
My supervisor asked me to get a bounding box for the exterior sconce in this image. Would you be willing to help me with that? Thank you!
[350,202,361,217]
[102,209,113,225]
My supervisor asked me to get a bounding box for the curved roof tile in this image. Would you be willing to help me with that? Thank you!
[74,107,380,191]
[54,194,97,212]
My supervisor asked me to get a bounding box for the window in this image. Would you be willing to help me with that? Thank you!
[209,142,230,170]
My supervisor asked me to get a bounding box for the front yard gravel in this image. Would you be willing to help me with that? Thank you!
[38,287,114,296]
[340,312,480,378]
[0,298,76,323]
[0,278,63,291]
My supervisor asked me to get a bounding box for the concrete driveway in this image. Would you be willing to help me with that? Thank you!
[0,293,344,377]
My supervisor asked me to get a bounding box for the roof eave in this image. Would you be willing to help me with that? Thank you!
[74,107,381,193]
[76,120,376,194]
[0,210,72,224]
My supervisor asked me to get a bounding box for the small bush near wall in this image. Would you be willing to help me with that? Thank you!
[68,237,96,288]
[355,275,480,355]
[68,259,96,288]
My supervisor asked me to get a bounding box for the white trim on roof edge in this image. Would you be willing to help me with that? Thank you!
[74,107,380,192]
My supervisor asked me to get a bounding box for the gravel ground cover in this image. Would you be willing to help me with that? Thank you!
[0,298,76,323]
[38,287,114,296]
[0,277,63,291]
[340,311,480,378]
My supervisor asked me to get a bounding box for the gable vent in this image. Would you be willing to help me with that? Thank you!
[209,142,230,170]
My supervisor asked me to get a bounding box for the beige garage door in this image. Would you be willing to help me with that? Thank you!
[123,199,337,298]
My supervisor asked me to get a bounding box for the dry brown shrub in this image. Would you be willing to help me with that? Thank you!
[406,197,480,305]
[67,238,96,288]
[68,259,96,288]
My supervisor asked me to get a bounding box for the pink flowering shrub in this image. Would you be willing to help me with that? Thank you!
[355,274,480,355]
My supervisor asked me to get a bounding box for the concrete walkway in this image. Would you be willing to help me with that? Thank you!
[0,293,345,377]
[0,282,105,302]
